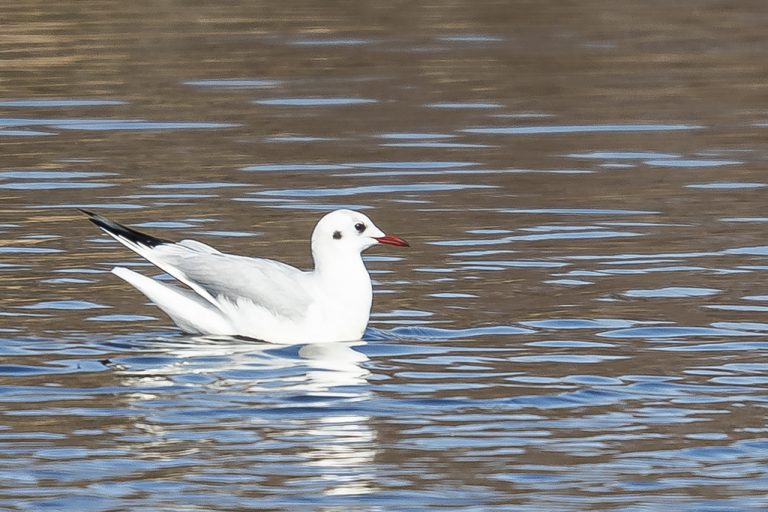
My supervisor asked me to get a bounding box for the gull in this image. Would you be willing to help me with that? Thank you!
[81,209,409,343]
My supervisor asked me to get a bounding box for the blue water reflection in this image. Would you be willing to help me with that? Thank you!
[254,98,377,106]
[464,123,703,135]
[0,99,125,107]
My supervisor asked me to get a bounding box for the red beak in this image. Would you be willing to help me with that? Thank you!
[375,234,410,247]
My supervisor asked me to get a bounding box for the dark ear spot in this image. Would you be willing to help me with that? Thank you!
[333,230,342,240]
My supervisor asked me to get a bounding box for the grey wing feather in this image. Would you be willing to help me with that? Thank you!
[155,248,314,318]
[177,239,222,254]
[82,211,310,317]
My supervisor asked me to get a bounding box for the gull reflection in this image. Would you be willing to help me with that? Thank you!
[118,337,370,389]
[112,336,377,498]
[298,341,370,389]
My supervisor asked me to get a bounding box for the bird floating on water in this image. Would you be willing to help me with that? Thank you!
[81,209,409,343]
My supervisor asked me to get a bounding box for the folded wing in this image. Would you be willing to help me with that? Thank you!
[153,248,313,319]
[82,210,313,320]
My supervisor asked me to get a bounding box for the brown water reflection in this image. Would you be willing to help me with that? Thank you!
[2,1,768,510]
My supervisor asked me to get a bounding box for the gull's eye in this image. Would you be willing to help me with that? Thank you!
[355,222,366,233]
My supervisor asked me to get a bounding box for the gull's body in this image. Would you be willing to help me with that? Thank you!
[82,209,408,343]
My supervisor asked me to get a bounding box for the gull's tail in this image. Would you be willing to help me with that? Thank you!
[80,209,233,335]
[111,267,232,335]
[79,208,173,248]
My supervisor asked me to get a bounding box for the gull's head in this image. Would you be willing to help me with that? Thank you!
[311,209,409,260]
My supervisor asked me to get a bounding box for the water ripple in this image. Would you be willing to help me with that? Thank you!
[254,183,495,197]
[463,123,703,135]
[184,79,280,88]
[254,98,377,106]
[599,326,760,339]
[623,287,720,298]
[1,118,238,131]
[568,151,681,159]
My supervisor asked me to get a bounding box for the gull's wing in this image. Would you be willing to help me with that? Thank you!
[82,210,313,319]
[156,250,313,319]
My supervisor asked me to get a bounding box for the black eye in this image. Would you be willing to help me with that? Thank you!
[355,222,366,233]
[333,231,342,240]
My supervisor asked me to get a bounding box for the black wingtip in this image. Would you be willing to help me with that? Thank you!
[81,209,174,248]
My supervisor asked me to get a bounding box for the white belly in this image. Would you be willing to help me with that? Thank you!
[218,286,372,344]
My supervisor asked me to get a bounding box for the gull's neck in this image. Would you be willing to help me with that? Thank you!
[312,247,372,310]
[313,248,369,282]
[310,243,374,340]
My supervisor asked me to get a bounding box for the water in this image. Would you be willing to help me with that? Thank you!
[2,1,768,510]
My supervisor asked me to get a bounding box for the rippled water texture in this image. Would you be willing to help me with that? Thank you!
[2,1,768,510]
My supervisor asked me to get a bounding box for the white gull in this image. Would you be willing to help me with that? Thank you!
[81,209,409,343]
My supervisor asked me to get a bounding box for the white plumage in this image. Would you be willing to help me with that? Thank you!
[82,209,409,343]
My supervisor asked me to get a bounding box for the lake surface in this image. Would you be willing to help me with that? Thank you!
[2,1,768,510]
